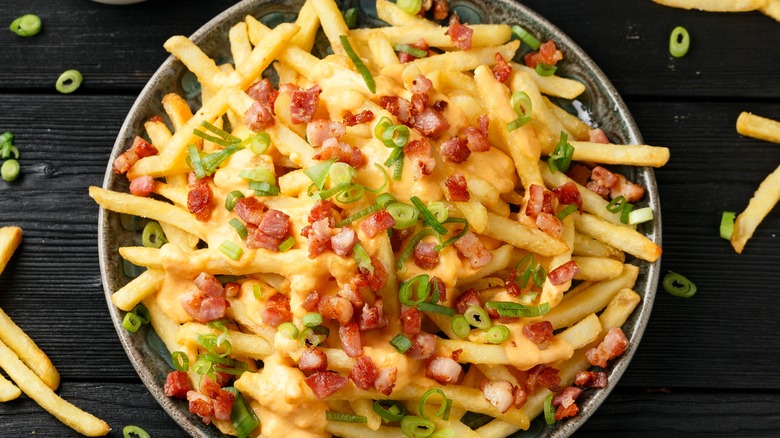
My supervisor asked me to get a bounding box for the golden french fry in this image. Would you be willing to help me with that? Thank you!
[544,96,591,141]
[0,373,20,401]
[572,256,625,282]
[176,322,273,360]
[311,0,352,55]
[731,164,780,253]
[554,141,671,167]
[143,117,173,151]
[325,422,404,438]
[573,233,625,261]
[556,313,602,350]
[483,213,569,257]
[375,0,437,27]
[0,226,22,276]
[351,24,512,49]
[512,63,586,99]
[409,40,520,75]
[736,112,780,144]
[761,0,780,21]
[228,21,253,67]
[652,0,767,11]
[110,269,164,312]
[455,199,488,233]
[573,212,662,262]
[291,0,320,52]
[0,307,60,390]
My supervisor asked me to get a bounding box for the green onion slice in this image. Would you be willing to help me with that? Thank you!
[373,400,407,422]
[390,333,413,353]
[392,154,405,180]
[364,163,390,193]
[248,132,271,155]
[10,14,42,37]
[301,325,330,346]
[544,394,556,425]
[451,315,471,338]
[433,218,469,251]
[384,145,404,167]
[548,131,574,173]
[511,25,541,50]
[353,242,373,273]
[619,202,634,224]
[224,387,260,438]
[316,182,351,200]
[123,425,151,438]
[606,196,627,214]
[339,35,376,94]
[194,129,236,148]
[393,43,428,59]
[218,240,244,261]
[122,312,143,333]
[278,236,296,252]
[426,202,449,223]
[397,228,438,270]
[305,158,338,190]
[663,271,697,298]
[377,193,397,208]
[487,325,511,344]
[720,211,736,240]
[430,429,457,438]
[302,312,323,328]
[485,301,551,318]
[669,26,690,58]
[249,181,280,196]
[411,196,447,234]
[556,204,578,220]
[253,284,263,300]
[400,415,435,437]
[343,8,358,29]
[55,69,82,94]
[417,302,455,316]
[229,218,248,240]
[507,91,533,132]
[397,0,423,15]
[200,143,243,175]
[326,411,368,423]
[335,203,380,227]
[188,144,206,179]
[419,388,452,421]
[1,159,20,182]
[0,131,13,146]
[200,120,241,144]
[628,207,653,225]
[374,116,394,140]
[399,274,432,307]
[464,305,491,329]
[382,124,411,149]
[535,63,557,77]
[387,202,419,229]
[172,351,190,372]
[335,184,365,203]
[239,167,275,184]
[1,145,19,160]
[225,190,245,211]
[328,162,356,186]
[142,221,168,248]
[277,322,299,339]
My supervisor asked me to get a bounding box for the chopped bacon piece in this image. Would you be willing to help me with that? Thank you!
[404,137,436,179]
[319,296,354,326]
[611,177,646,203]
[212,389,236,422]
[129,176,155,197]
[492,53,513,83]
[552,182,583,209]
[349,356,377,391]
[481,379,515,413]
[358,298,388,331]
[113,136,159,174]
[339,322,363,357]
[555,402,579,421]
[525,365,561,394]
[575,370,608,388]
[306,218,332,259]
[524,40,563,69]
[261,293,292,328]
[426,357,462,384]
[454,231,492,268]
[339,282,365,308]
[299,347,328,372]
[290,85,322,124]
[432,100,448,112]
[181,293,228,323]
[454,289,482,314]
[412,108,450,138]
[244,100,276,131]
[164,370,192,399]
[413,241,440,269]
[590,166,619,191]
[465,114,490,152]
[585,327,629,367]
[306,119,347,147]
[446,13,473,51]
[513,387,528,408]
[523,321,555,345]
[553,386,582,409]
[589,166,646,203]
[187,391,214,424]
[432,0,449,20]
[342,110,375,127]
[411,92,428,114]
[567,164,592,186]
[536,212,564,238]
[504,268,522,297]
[304,371,349,399]
[309,200,336,226]
[407,332,437,360]
[258,209,290,239]
[245,224,282,251]
[525,184,549,217]
[411,75,433,96]
[379,95,413,124]
[302,291,321,312]
[200,375,222,398]
[187,181,213,222]
[400,307,422,336]
[246,78,279,107]
[586,180,610,199]
[440,137,471,163]
[588,128,610,144]
[445,174,470,202]
[315,137,365,168]
[223,283,240,298]
[360,210,395,238]
[548,260,579,285]
[331,227,357,257]
[361,256,388,291]
[195,272,224,297]
[374,367,397,395]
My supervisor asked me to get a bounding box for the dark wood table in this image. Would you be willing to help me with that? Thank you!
[0,0,778,436]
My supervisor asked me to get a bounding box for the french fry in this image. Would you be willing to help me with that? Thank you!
[0,226,22,276]
[351,24,512,49]
[736,112,780,144]
[510,69,570,150]
[176,322,273,359]
[572,256,625,282]
[367,31,400,70]
[455,199,488,233]
[483,213,569,257]
[110,268,165,312]
[349,399,382,431]
[573,232,625,261]
[325,422,404,438]
[651,0,767,11]
[761,0,780,21]
[547,141,671,167]
[573,212,662,262]
[730,164,780,253]
[556,313,602,350]
[228,21,252,67]
[408,40,520,75]
[512,63,586,99]
[0,373,20,401]
[0,308,60,390]
[544,96,591,141]
[311,0,353,56]
[143,117,173,151]
[291,0,321,52]
[375,0,437,28]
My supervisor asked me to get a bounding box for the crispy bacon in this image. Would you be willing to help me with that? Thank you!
[492,53,513,83]
[339,322,363,357]
[200,375,222,398]
[548,260,579,285]
[342,110,375,127]
[505,268,522,297]
[567,164,592,186]
[379,95,413,124]
[446,13,473,51]
[164,371,192,399]
[432,100,448,112]
[290,85,322,124]
[309,200,336,226]
[187,391,214,424]
[339,282,365,309]
[524,40,563,69]
[412,108,450,138]
[523,321,555,345]
[331,227,357,257]
[305,371,349,399]
[555,402,579,421]
[454,289,482,314]
[194,272,223,297]
[586,327,629,367]
[552,182,583,209]
[360,210,396,238]
[465,114,490,152]
[525,365,561,394]
[404,137,436,179]
[453,231,492,268]
[349,356,377,391]
[514,387,528,408]
[400,307,422,336]
[407,332,437,360]
[187,181,213,222]
[261,293,292,328]
[246,78,279,107]
[440,137,471,163]
[445,173,470,201]
[299,347,328,372]
[223,283,240,298]
[302,291,321,312]
[411,93,428,114]
[553,386,583,409]
[244,100,276,131]
[413,241,439,269]
[481,379,515,413]
[129,176,155,197]
[245,224,282,251]
[358,298,388,331]
[575,370,608,388]
[536,212,564,238]
[590,166,645,203]
[319,296,354,326]
[235,197,265,225]
[306,119,346,147]
[361,256,388,291]
[258,209,290,239]
[212,389,236,421]
[374,367,397,395]
[315,137,365,168]
[588,128,610,144]
[113,136,159,174]
[306,218,332,259]
[181,293,228,323]
[426,357,462,384]
[525,184,549,217]
[411,75,433,96]
[432,0,449,20]
[586,180,610,199]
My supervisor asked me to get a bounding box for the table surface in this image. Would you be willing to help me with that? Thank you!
[0,0,778,437]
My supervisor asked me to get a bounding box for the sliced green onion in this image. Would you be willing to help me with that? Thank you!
[548,131,574,173]
[335,184,365,203]
[399,274,431,307]
[141,221,167,248]
[253,284,263,300]
[277,322,299,339]
[397,0,423,15]
[340,35,375,94]
[531,265,547,288]
[487,325,511,344]
[224,387,260,438]
[364,163,390,193]
[430,429,457,438]
[278,236,296,252]
[384,145,404,167]
[619,202,634,224]
[511,25,540,50]
[343,8,359,29]
[218,240,244,261]
[55,69,82,94]
[229,218,248,240]
[535,63,557,77]
[377,193,397,208]
[1,145,19,160]
[305,158,338,190]
[393,43,428,58]
[433,218,468,251]
[353,242,373,273]
[606,196,627,214]
[628,207,654,225]
[390,334,413,353]
[326,411,367,423]
[411,196,446,234]
[400,415,435,437]
[335,203,380,227]
[248,132,271,155]
[0,132,13,146]
[201,144,243,175]
[556,204,579,220]
[194,129,235,147]
[1,159,20,182]
[374,116,394,140]
[196,333,232,357]
[123,425,151,438]
[172,351,190,372]
[669,26,690,58]
[464,305,491,329]
[720,211,736,240]
[329,162,356,186]
[239,167,275,184]
[544,394,556,425]
[133,303,151,325]
[663,271,697,298]
[316,181,351,200]
[393,154,405,180]
[373,400,407,422]
[419,388,452,421]
[249,181,280,196]
[397,228,438,270]
[418,302,455,316]
[122,312,143,333]
[387,202,419,229]
[451,315,471,339]
[302,313,323,328]
[301,325,330,346]
[427,202,449,223]
[507,91,532,132]
[382,124,410,149]
[200,120,241,144]
[225,190,245,211]
[9,14,42,37]
[188,144,206,179]
[485,301,551,318]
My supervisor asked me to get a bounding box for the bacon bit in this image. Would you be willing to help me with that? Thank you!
[590,166,619,191]
[244,100,276,131]
[164,370,192,399]
[129,176,155,197]
[586,180,610,199]
[339,322,363,357]
[504,269,522,297]
[453,231,493,268]
[465,114,490,152]
[411,75,433,96]
[247,78,279,107]
[309,200,336,226]
[315,137,365,168]
[454,289,482,314]
[523,321,555,345]
[413,241,439,269]
[360,210,396,238]
[446,13,473,51]
[181,293,228,323]
[445,174,470,202]
[187,181,213,222]
[306,218,332,259]
[404,137,436,179]
[331,227,357,257]
[358,298,388,331]
[585,327,629,367]
[407,332,437,360]
[290,85,322,125]
[451,348,463,361]
[379,95,413,124]
[553,386,583,409]
[555,402,579,421]
[400,307,422,336]
[590,166,645,203]
[245,224,282,251]
[426,357,462,384]
[397,39,430,63]
[525,184,548,217]
[524,40,563,69]
[567,164,592,186]
[432,100,448,112]
[492,53,513,83]
[223,283,240,298]
[342,110,375,127]
[349,356,377,391]
[305,371,349,399]
[412,108,450,138]
[411,92,428,114]
[525,364,561,394]
[299,347,329,372]
[374,367,398,395]
[588,128,610,144]
[258,209,290,239]
[575,370,608,388]
[199,375,222,398]
[212,389,236,422]
[306,119,347,147]
[194,272,223,297]
[440,137,471,164]
[390,227,412,252]
[301,291,321,312]
[481,379,515,413]
[235,197,265,225]
[319,296,354,326]
[187,391,214,424]
[361,256,388,291]
[552,181,583,209]
[340,282,365,309]
[113,136,159,174]
[432,0,449,20]
[261,293,292,328]
[548,260,579,285]
[513,386,528,408]
[536,212,564,238]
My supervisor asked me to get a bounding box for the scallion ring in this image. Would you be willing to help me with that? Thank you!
[410,196,447,234]
[426,202,449,223]
[548,131,574,173]
[720,211,736,240]
[663,271,697,298]
[386,202,419,229]
[392,154,404,180]
[248,132,271,155]
[556,204,579,220]
[229,218,248,240]
[511,25,541,50]
[123,425,151,438]
[374,116,394,140]
[249,181,280,196]
[353,242,374,273]
[335,203,380,227]
[376,193,397,208]
[399,274,431,307]
[224,190,245,211]
[316,182,351,200]
[390,333,413,353]
[335,184,365,203]
[382,124,410,149]
[122,312,143,333]
[328,162,356,186]
[417,302,455,316]
[487,325,511,344]
[451,315,471,339]
[364,163,390,193]
[628,207,654,225]
[1,159,20,182]
[535,63,557,77]
[141,221,168,248]
[10,14,42,37]
[277,322,299,339]
[485,301,551,318]
[396,0,423,15]
[669,26,690,58]
[400,415,435,437]
[507,91,533,132]
[302,313,323,328]
[619,202,634,224]
[543,394,556,425]
[172,351,190,372]
[464,305,491,329]
[419,388,452,421]
[393,43,428,59]
[278,236,296,252]
[397,228,438,270]
[55,69,82,94]
[606,196,627,214]
[218,240,243,261]
[373,400,407,423]
[239,167,275,184]
[304,158,338,190]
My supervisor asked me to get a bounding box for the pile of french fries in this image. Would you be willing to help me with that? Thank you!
[89,0,670,436]
[652,0,780,21]
[0,226,109,436]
